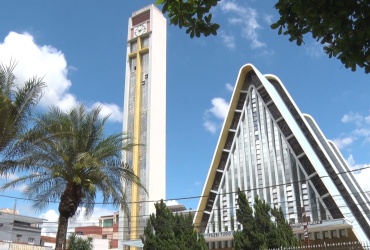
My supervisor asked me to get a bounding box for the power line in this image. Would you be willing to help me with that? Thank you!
[0,160,369,234]
[0,163,369,206]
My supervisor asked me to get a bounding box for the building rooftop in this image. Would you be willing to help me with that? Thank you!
[0,209,45,224]
[167,204,186,212]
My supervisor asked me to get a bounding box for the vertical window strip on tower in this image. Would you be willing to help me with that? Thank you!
[138,51,149,231]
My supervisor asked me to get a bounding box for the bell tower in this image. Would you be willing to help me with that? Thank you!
[120,5,166,249]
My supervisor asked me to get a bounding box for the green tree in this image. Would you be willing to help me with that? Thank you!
[0,104,145,250]
[173,212,208,249]
[141,200,208,250]
[234,189,254,250]
[157,1,370,73]
[67,233,93,250]
[253,197,275,249]
[271,0,370,73]
[234,189,297,250]
[0,62,45,155]
[155,0,220,38]
[270,206,298,248]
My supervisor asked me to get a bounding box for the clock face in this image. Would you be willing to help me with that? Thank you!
[134,23,147,37]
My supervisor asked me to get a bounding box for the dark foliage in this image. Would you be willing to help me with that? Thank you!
[141,200,208,250]
[234,189,297,250]
[271,0,370,73]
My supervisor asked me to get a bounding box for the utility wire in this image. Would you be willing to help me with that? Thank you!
[0,164,368,205]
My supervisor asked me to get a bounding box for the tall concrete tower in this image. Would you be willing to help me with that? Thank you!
[119,5,166,249]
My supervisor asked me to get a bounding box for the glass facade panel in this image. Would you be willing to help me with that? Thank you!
[204,85,334,235]
[200,67,370,244]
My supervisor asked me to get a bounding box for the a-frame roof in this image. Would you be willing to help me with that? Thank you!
[194,64,370,242]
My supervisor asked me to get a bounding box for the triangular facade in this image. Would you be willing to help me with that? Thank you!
[194,64,370,247]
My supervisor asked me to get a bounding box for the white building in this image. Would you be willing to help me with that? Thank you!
[194,64,370,249]
[119,5,166,249]
[0,209,44,246]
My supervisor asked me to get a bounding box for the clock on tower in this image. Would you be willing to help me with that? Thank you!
[133,23,147,37]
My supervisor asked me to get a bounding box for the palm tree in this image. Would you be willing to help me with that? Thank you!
[0,104,146,250]
[0,61,45,155]
[68,233,93,250]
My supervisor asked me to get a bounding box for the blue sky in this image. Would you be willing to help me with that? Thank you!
[1,0,370,235]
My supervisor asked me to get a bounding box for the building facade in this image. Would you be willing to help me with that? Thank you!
[0,209,44,246]
[119,5,166,249]
[75,212,119,249]
[194,64,370,249]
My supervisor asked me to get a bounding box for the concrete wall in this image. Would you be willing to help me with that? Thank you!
[0,242,52,250]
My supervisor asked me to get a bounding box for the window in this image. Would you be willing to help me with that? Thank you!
[331,230,337,238]
[224,240,229,248]
[102,235,107,239]
[324,231,329,239]
[28,237,35,244]
[16,234,22,242]
[103,219,113,227]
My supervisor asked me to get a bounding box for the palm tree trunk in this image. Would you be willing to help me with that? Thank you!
[55,182,83,250]
[55,214,69,250]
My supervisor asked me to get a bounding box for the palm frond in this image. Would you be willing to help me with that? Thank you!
[0,62,45,156]
[0,61,17,97]
[13,76,45,130]
[2,103,146,223]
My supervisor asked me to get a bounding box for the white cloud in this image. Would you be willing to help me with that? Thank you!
[225,83,234,92]
[305,42,324,59]
[0,32,75,110]
[332,136,355,149]
[40,206,116,237]
[341,112,364,125]
[346,154,356,167]
[219,1,265,49]
[354,167,370,192]
[241,8,265,49]
[93,102,123,123]
[219,31,235,49]
[336,111,370,147]
[228,17,243,25]
[1,173,18,181]
[203,120,218,134]
[209,98,229,120]
[346,155,370,192]
[39,209,59,236]
[257,49,275,57]
[365,114,370,124]
[263,14,273,25]
[220,1,246,15]
[353,128,370,137]
[203,98,229,133]
[14,184,28,192]
[0,173,28,192]
[166,200,179,206]
[0,32,122,122]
